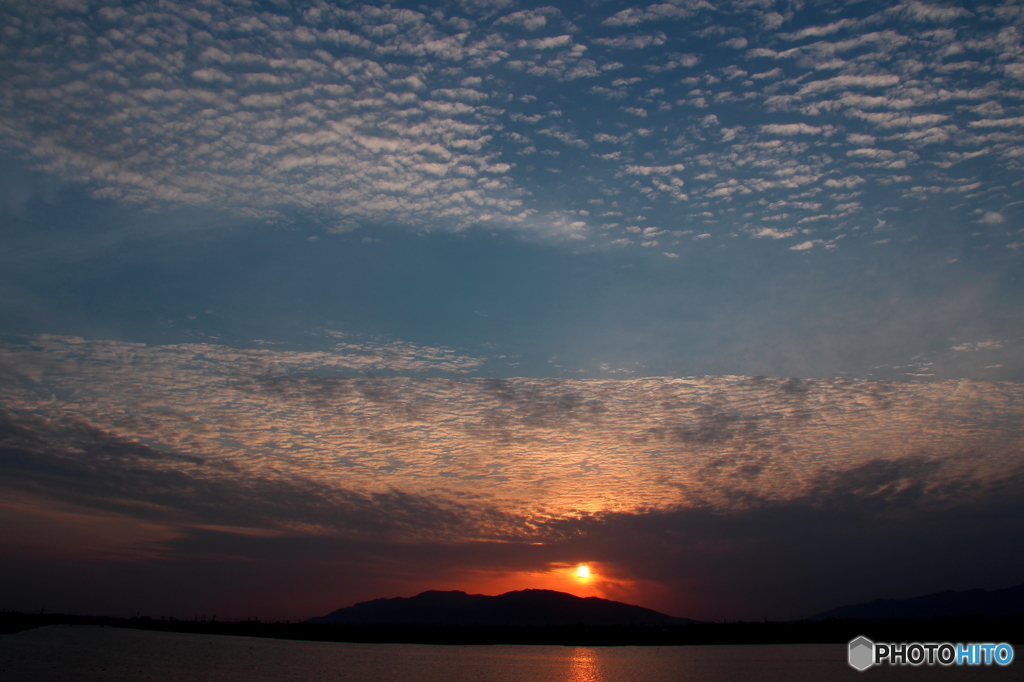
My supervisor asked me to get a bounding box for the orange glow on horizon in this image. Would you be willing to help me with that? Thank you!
[421,561,671,609]
[440,565,605,598]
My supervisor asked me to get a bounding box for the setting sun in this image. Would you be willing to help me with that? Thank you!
[575,565,591,579]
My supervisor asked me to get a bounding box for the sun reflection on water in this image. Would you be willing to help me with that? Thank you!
[567,647,603,682]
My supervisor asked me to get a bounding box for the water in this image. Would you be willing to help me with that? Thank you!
[1,626,1019,681]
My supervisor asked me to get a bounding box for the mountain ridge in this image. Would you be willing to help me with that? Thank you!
[308,581,1024,627]
[307,588,697,627]
[808,582,1024,621]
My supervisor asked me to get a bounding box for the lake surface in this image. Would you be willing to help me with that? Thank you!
[1,626,1019,681]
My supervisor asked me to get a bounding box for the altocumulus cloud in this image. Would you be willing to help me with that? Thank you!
[2,335,1022,515]
[2,335,1024,618]
[1,0,1023,249]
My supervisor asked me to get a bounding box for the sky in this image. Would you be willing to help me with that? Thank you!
[1,0,1023,624]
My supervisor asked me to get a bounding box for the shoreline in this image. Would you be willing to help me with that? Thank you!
[3,612,1023,647]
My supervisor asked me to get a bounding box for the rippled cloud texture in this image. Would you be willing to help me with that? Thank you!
[2,0,1024,243]
[1,0,1023,622]
[2,335,1023,620]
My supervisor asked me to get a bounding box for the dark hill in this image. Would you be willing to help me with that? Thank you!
[307,589,695,627]
[809,582,1024,621]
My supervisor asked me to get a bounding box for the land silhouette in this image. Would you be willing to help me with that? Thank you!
[4,583,1023,645]
[307,589,695,627]
[809,582,1024,621]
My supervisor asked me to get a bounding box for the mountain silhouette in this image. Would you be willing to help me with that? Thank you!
[809,582,1024,621]
[307,589,695,627]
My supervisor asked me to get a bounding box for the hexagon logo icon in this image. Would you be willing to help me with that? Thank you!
[849,636,875,671]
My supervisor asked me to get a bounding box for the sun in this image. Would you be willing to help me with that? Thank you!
[575,564,591,579]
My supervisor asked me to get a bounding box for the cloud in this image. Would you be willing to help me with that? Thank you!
[752,227,798,239]
[601,0,712,27]
[458,0,516,16]
[896,1,972,22]
[493,7,561,31]
[798,74,901,94]
[592,32,667,49]
[518,34,573,50]
[550,456,1024,619]
[968,117,1024,128]
[590,86,630,99]
[951,340,1005,352]
[750,68,783,80]
[779,19,860,41]
[5,338,1024,620]
[824,176,866,188]
[2,0,1023,251]
[760,123,831,136]
[4,336,1022,523]
[761,12,785,31]
[0,0,534,233]
[622,164,686,175]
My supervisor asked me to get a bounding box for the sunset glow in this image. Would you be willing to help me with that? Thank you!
[1,0,1023,627]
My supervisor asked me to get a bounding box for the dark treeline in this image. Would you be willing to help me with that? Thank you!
[3,612,1024,646]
